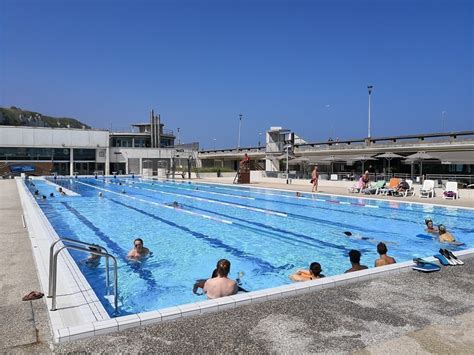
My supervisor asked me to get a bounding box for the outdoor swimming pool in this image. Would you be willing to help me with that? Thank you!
[27,177,473,316]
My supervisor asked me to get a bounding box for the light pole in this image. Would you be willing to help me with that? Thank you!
[284,144,292,185]
[213,138,217,150]
[177,127,180,145]
[367,85,373,139]
[258,132,262,147]
[237,114,242,148]
[441,111,447,132]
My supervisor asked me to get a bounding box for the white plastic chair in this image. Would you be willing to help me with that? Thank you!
[403,179,415,197]
[420,179,435,198]
[443,181,459,200]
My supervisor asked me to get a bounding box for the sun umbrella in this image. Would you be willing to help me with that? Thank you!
[288,157,309,165]
[404,152,439,178]
[348,155,377,174]
[376,152,405,174]
[321,155,346,173]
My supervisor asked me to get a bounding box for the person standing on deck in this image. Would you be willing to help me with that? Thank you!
[311,166,318,192]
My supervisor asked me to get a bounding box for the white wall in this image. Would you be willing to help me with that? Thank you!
[0,126,109,148]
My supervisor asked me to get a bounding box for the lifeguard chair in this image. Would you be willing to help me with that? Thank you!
[234,154,251,184]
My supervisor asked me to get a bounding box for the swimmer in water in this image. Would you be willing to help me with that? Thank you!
[343,231,371,241]
[425,219,438,234]
[438,225,456,244]
[194,266,246,295]
[290,262,325,282]
[98,192,103,197]
[86,246,101,267]
[295,192,302,197]
[127,238,150,260]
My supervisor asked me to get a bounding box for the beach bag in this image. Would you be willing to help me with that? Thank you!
[444,191,456,198]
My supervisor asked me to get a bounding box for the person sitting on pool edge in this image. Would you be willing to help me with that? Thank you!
[290,262,325,282]
[425,219,438,234]
[203,259,238,299]
[438,225,456,244]
[128,238,150,259]
[345,250,368,273]
[374,242,396,267]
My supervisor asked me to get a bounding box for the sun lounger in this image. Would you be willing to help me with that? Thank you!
[363,180,385,194]
[348,178,365,193]
[443,181,459,200]
[394,179,415,197]
[377,178,400,195]
[420,179,435,198]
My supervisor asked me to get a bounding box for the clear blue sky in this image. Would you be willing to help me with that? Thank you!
[1,0,472,148]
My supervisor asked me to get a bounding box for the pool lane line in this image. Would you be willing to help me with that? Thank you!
[150,179,473,231]
[136,179,399,228]
[60,201,158,290]
[181,203,364,253]
[99,179,474,234]
[126,181,393,236]
[125,182,288,218]
[137,179,256,201]
[99,180,390,236]
[109,198,292,274]
[116,180,392,239]
[76,181,233,225]
[148,178,380,209]
[187,178,474,213]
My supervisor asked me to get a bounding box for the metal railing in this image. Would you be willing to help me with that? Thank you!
[48,238,118,314]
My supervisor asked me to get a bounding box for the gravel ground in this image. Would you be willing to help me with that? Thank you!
[53,256,473,354]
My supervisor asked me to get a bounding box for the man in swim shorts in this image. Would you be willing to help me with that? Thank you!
[374,242,396,267]
[345,250,368,273]
[438,225,456,243]
[203,259,238,299]
[127,238,150,259]
[290,262,325,281]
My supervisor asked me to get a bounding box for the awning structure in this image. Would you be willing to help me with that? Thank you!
[430,151,474,165]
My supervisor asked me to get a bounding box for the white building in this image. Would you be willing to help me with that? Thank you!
[0,113,198,176]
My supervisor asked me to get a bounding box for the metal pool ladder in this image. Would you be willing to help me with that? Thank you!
[48,237,119,314]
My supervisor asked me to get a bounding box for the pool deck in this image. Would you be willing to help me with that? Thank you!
[1,178,474,354]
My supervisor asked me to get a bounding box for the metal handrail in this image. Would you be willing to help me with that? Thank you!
[49,243,118,314]
[48,238,109,297]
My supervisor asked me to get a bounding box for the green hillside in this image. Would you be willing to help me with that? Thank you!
[0,106,91,129]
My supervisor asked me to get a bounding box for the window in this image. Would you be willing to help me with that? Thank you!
[0,147,69,161]
[73,149,96,160]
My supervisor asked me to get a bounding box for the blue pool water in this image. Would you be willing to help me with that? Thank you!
[27,177,473,315]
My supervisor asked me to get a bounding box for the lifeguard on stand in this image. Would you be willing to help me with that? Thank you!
[235,153,251,184]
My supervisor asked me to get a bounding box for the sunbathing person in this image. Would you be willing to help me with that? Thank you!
[425,219,438,234]
[438,225,456,243]
[344,250,368,273]
[203,259,238,299]
[290,262,325,282]
[374,242,396,267]
[395,180,410,195]
[127,238,150,259]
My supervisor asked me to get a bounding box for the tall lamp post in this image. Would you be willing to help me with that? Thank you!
[258,132,262,147]
[284,144,292,185]
[213,138,217,150]
[367,85,373,139]
[237,114,242,148]
[177,127,180,145]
